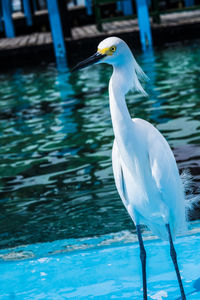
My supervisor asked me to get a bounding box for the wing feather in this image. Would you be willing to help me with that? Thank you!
[112,118,187,239]
[112,140,128,207]
[134,118,187,236]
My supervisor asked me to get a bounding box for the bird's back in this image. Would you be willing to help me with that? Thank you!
[112,118,186,240]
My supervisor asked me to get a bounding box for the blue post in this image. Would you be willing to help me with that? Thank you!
[184,0,194,6]
[135,0,152,51]
[0,2,3,32]
[147,0,151,6]
[23,0,33,26]
[1,0,15,37]
[46,0,68,69]
[32,0,38,11]
[85,0,92,16]
[116,2,123,12]
[122,0,133,16]
[0,15,2,32]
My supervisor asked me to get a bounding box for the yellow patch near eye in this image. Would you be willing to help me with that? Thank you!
[98,46,116,56]
[98,47,110,55]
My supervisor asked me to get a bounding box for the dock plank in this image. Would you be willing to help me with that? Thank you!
[28,34,38,46]
[18,36,30,47]
[45,33,52,44]
[0,38,15,49]
[0,9,200,66]
[37,33,45,45]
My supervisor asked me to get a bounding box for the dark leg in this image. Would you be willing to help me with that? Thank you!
[166,224,186,300]
[136,225,147,300]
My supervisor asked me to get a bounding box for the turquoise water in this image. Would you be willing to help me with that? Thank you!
[0,41,200,249]
[0,223,200,299]
[0,40,200,298]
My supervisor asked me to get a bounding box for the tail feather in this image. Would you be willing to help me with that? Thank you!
[181,169,200,221]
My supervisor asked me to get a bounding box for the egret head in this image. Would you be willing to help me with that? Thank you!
[72,37,132,71]
[72,37,148,96]
[97,37,132,66]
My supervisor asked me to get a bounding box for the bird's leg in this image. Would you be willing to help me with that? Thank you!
[136,224,147,300]
[166,224,186,300]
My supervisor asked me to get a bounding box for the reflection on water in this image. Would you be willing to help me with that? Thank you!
[0,41,200,249]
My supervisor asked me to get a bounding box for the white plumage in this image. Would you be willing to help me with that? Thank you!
[112,118,186,240]
[97,37,186,240]
[73,36,189,299]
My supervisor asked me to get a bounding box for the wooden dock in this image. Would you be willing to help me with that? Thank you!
[1,9,200,68]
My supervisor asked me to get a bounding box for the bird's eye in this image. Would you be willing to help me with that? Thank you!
[110,46,116,52]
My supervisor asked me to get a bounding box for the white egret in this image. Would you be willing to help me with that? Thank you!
[72,37,187,300]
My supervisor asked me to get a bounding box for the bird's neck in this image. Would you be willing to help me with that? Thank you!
[109,63,134,150]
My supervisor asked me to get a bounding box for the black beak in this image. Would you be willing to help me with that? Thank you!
[71,52,106,72]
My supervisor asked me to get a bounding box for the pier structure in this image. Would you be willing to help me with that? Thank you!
[0,1,200,69]
[1,0,15,38]
[0,0,152,68]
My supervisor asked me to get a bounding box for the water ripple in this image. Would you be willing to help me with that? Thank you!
[0,41,200,249]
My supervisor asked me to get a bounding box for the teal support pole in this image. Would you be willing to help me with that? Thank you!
[85,0,92,15]
[117,0,133,15]
[122,0,133,16]
[135,0,152,51]
[184,0,194,6]
[23,0,33,26]
[46,0,68,69]
[1,0,15,37]
[116,2,122,12]
[0,2,3,32]
[32,0,38,11]
[0,15,2,32]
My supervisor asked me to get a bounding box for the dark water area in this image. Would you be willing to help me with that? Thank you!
[0,40,200,249]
